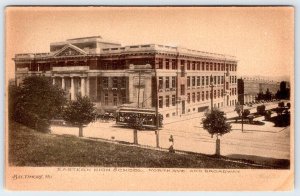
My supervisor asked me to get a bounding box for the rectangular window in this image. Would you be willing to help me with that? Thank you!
[181,60,185,65]
[206,76,209,86]
[214,63,217,71]
[159,77,163,89]
[166,96,170,107]
[165,77,170,89]
[187,76,191,87]
[221,89,224,97]
[210,63,213,71]
[214,76,217,85]
[181,84,185,95]
[187,61,191,70]
[104,93,109,105]
[192,76,196,86]
[166,59,170,69]
[221,76,224,84]
[172,77,176,88]
[202,76,205,86]
[202,91,205,101]
[158,59,163,69]
[197,76,200,86]
[218,76,220,84]
[202,62,205,70]
[218,63,220,71]
[192,92,195,102]
[172,60,177,70]
[197,92,200,102]
[206,62,209,70]
[181,65,185,77]
[103,77,109,88]
[112,77,118,88]
[187,93,190,103]
[113,93,118,106]
[206,91,209,100]
[159,96,163,108]
[172,95,176,106]
[197,62,200,70]
[218,90,220,98]
[192,62,196,70]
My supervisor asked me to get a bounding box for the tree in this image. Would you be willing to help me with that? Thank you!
[63,96,97,137]
[11,76,66,132]
[202,109,232,156]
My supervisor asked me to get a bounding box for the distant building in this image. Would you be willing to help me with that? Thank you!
[237,76,281,104]
[13,36,238,118]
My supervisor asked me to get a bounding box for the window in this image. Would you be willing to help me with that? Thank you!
[187,61,191,70]
[197,62,200,70]
[181,60,185,65]
[206,76,209,86]
[206,62,209,70]
[172,77,176,88]
[197,76,200,86]
[187,76,191,87]
[103,77,109,88]
[202,76,205,86]
[159,77,163,89]
[202,91,205,101]
[197,92,200,102]
[218,76,220,84]
[187,93,191,103]
[166,59,170,69]
[113,93,118,106]
[214,90,217,99]
[172,95,176,106]
[218,63,220,71]
[214,76,217,85]
[221,89,224,97]
[192,62,196,70]
[112,77,118,88]
[192,92,195,102]
[121,91,126,104]
[214,63,217,71]
[181,85,185,95]
[221,76,224,84]
[210,63,213,71]
[165,77,170,89]
[218,90,220,98]
[181,65,185,77]
[104,93,109,105]
[202,62,205,70]
[192,76,196,86]
[158,59,163,69]
[172,60,177,70]
[166,96,170,107]
[206,91,209,100]
[159,96,163,108]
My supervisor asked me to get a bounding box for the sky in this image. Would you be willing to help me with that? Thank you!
[5,7,294,80]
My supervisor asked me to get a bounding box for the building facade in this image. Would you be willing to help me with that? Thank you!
[14,36,238,118]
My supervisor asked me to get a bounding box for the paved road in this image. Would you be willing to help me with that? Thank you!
[51,101,290,160]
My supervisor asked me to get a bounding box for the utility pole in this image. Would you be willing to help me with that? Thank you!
[241,104,244,132]
[137,70,141,108]
[155,67,160,148]
[210,75,214,110]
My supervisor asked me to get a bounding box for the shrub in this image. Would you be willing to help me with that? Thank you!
[242,109,250,118]
[256,105,266,115]
[265,110,272,120]
[278,102,284,108]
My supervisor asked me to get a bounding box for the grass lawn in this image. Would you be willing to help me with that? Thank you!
[9,121,263,168]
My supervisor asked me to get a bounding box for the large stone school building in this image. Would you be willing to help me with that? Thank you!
[13,36,238,118]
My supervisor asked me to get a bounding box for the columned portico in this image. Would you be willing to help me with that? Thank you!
[81,77,86,97]
[62,77,65,90]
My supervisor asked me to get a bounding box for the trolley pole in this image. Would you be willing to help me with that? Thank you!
[155,68,160,148]
[210,75,214,111]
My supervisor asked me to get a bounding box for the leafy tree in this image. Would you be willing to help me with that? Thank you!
[202,109,232,156]
[11,76,66,132]
[63,96,97,137]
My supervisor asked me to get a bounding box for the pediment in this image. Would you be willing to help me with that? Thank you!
[54,44,87,57]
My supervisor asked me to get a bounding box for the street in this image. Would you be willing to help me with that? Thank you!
[51,102,290,161]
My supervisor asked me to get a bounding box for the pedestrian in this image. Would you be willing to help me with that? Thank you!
[169,135,175,153]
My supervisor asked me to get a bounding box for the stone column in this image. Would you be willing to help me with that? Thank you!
[86,77,90,97]
[70,77,75,100]
[52,77,55,85]
[62,77,65,90]
[81,77,85,97]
